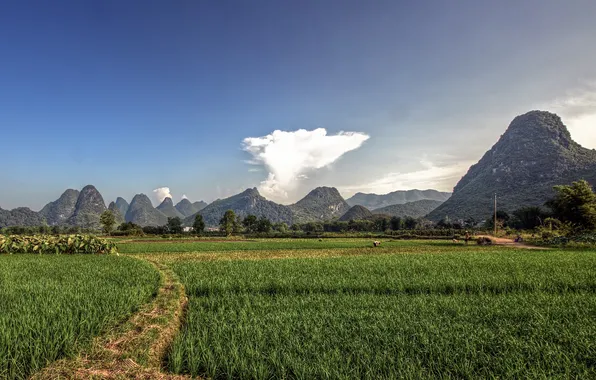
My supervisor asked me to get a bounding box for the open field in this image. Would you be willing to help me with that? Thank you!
[117,238,498,254]
[155,245,596,379]
[0,255,160,379]
[1,238,595,379]
[117,238,407,254]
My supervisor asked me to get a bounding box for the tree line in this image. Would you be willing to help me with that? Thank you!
[95,180,596,237]
[3,180,595,238]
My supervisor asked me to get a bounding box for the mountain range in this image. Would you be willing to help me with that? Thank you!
[373,199,446,218]
[346,189,451,209]
[2,110,592,229]
[3,184,447,229]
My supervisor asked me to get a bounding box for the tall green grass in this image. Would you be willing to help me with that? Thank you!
[0,255,160,379]
[167,249,596,378]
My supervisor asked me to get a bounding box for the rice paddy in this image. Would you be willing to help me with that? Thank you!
[2,238,595,379]
[164,249,596,378]
[0,255,159,379]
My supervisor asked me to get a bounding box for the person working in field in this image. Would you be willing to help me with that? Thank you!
[464,231,471,245]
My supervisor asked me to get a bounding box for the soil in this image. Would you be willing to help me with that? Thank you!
[475,235,549,250]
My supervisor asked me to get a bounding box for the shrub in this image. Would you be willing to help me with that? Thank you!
[0,235,118,254]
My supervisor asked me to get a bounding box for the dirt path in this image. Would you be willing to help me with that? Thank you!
[476,235,549,250]
[31,260,190,380]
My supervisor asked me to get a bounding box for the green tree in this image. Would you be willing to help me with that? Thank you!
[546,180,596,230]
[463,217,476,229]
[234,215,243,234]
[436,218,452,229]
[485,211,510,230]
[373,217,389,232]
[99,210,116,234]
[511,206,548,230]
[193,214,205,234]
[404,216,417,230]
[242,214,258,233]
[273,222,288,233]
[219,210,237,236]
[167,217,183,234]
[256,216,272,233]
[390,216,402,231]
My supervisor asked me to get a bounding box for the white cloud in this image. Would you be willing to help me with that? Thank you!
[243,128,369,201]
[152,187,172,204]
[340,159,474,196]
[547,82,596,149]
[181,194,188,200]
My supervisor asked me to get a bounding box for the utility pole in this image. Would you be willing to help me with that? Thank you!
[494,193,497,236]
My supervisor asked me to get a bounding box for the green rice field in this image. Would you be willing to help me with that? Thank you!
[0,255,160,379]
[1,238,595,379]
[162,246,596,379]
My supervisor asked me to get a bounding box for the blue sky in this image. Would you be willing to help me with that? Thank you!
[1,0,596,210]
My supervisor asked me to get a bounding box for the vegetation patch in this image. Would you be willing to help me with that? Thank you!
[32,260,188,380]
[0,235,117,254]
[166,249,596,378]
[0,255,159,379]
[118,238,460,254]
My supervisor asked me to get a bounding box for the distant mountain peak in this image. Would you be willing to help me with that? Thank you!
[240,187,260,197]
[114,197,130,217]
[67,185,107,229]
[184,188,291,227]
[338,205,373,221]
[175,198,208,218]
[108,201,125,223]
[291,186,350,223]
[428,110,596,221]
[157,197,183,219]
[39,188,80,226]
[347,189,451,209]
[158,197,175,208]
[126,194,168,226]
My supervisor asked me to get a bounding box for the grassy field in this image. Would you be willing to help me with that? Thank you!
[0,255,160,379]
[118,238,475,253]
[2,238,595,379]
[161,247,596,379]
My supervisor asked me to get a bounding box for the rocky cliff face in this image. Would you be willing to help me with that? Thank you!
[290,187,351,223]
[125,194,168,227]
[67,185,107,229]
[114,197,130,217]
[427,111,596,221]
[175,199,198,217]
[156,197,184,218]
[39,189,80,225]
[108,201,125,224]
[0,207,47,227]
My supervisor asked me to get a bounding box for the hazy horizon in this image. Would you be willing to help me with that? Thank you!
[2,1,596,210]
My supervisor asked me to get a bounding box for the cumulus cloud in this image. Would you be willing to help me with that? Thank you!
[152,187,172,204]
[181,194,188,200]
[243,128,370,201]
[340,159,474,196]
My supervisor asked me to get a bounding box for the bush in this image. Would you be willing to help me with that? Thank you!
[0,235,117,254]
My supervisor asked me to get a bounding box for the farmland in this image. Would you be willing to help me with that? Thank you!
[0,255,159,379]
[164,248,596,378]
[1,238,595,379]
